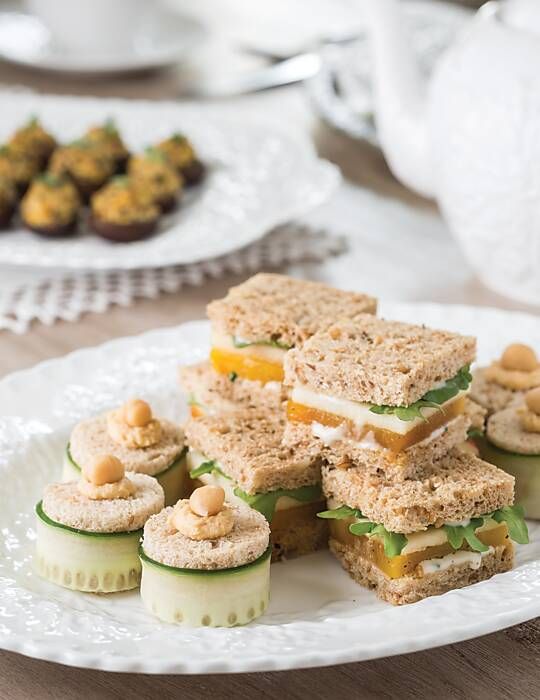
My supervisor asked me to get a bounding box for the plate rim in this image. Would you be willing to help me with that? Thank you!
[1,301,540,674]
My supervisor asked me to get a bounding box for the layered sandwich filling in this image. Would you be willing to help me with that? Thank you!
[287,366,472,453]
[319,502,527,580]
[187,449,323,525]
[210,330,291,384]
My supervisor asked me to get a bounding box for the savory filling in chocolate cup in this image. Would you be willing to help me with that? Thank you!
[0,145,42,195]
[154,133,205,186]
[140,486,271,626]
[49,140,115,200]
[9,116,57,168]
[90,176,160,242]
[128,148,183,212]
[20,173,80,237]
[65,399,187,506]
[0,176,18,229]
[35,454,164,593]
[84,118,130,173]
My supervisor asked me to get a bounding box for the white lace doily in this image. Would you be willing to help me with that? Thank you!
[0,224,346,334]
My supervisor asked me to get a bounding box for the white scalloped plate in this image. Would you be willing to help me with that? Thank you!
[1,301,539,674]
[0,91,339,270]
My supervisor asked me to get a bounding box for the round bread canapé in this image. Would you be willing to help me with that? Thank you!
[140,493,271,627]
[35,458,165,594]
[66,401,187,506]
[478,394,540,519]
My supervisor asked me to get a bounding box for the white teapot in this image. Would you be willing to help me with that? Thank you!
[363,0,540,305]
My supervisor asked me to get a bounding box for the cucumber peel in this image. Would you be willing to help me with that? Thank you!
[36,501,142,539]
[139,544,271,577]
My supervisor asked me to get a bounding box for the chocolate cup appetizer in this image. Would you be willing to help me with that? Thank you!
[128,149,182,213]
[0,176,18,230]
[0,146,42,196]
[20,174,80,238]
[49,141,115,203]
[181,159,206,186]
[90,176,160,243]
[85,118,130,175]
[9,116,57,169]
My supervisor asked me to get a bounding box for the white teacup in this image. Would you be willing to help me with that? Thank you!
[27,0,148,55]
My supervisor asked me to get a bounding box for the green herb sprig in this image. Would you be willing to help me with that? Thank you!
[232,335,292,350]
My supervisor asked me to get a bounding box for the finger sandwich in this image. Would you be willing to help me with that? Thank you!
[284,316,476,480]
[184,410,327,561]
[320,449,527,605]
[181,273,377,416]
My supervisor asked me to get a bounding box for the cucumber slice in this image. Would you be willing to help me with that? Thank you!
[63,444,187,506]
[477,437,540,519]
[35,501,142,592]
[139,546,271,626]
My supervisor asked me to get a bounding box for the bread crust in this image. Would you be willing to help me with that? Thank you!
[330,538,514,605]
[42,474,164,533]
[322,449,515,533]
[142,504,269,570]
[179,361,287,415]
[207,273,377,348]
[70,414,184,477]
[283,413,470,481]
[184,411,322,494]
[284,316,476,406]
[270,505,328,561]
[487,407,540,455]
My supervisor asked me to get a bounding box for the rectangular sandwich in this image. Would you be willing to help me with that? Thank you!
[320,449,527,604]
[184,410,327,560]
[284,316,477,480]
[184,273,377,415]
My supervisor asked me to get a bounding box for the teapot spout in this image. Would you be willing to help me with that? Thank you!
[363,0,434,198]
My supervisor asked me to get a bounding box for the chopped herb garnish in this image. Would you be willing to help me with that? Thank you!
[369,365,472,422]
[228,371,238,382]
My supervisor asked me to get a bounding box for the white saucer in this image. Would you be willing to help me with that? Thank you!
[0,9,206,75]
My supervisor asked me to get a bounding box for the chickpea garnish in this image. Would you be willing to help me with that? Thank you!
[123,398,153,427]
[189,485,225,517]
[525,387,540,416]
[83,454,125,486]
[500,344,538,372]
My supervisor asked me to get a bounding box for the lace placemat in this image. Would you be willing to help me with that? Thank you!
[0,224,346,334]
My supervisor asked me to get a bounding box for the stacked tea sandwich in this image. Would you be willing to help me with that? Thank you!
[180,273,377,560]
[283,316,529,604]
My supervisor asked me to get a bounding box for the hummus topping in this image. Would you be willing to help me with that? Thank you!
[485,344,540,390]
[168,485,234,540]
[518,388,540,433]
[78,454,135,500]
[107,398,162,448]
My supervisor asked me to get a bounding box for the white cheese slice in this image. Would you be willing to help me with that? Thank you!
[187,449,316,512]
[291,385,468,435]
[211,330,287,364]
[420,547,494,575]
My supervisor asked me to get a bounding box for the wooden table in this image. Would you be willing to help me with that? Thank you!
[1,2,539,696]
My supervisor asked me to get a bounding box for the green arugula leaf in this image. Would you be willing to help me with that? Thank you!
[234,484,322,522]
[491,505,529,545]
[369,365,472,422]
[189,460,230,481]
[467,427,484,439]
[232,335,292,350]
[370,525,408,558]
[317,506,407,557]
[317,505,361,520]
[444,518,489,553]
